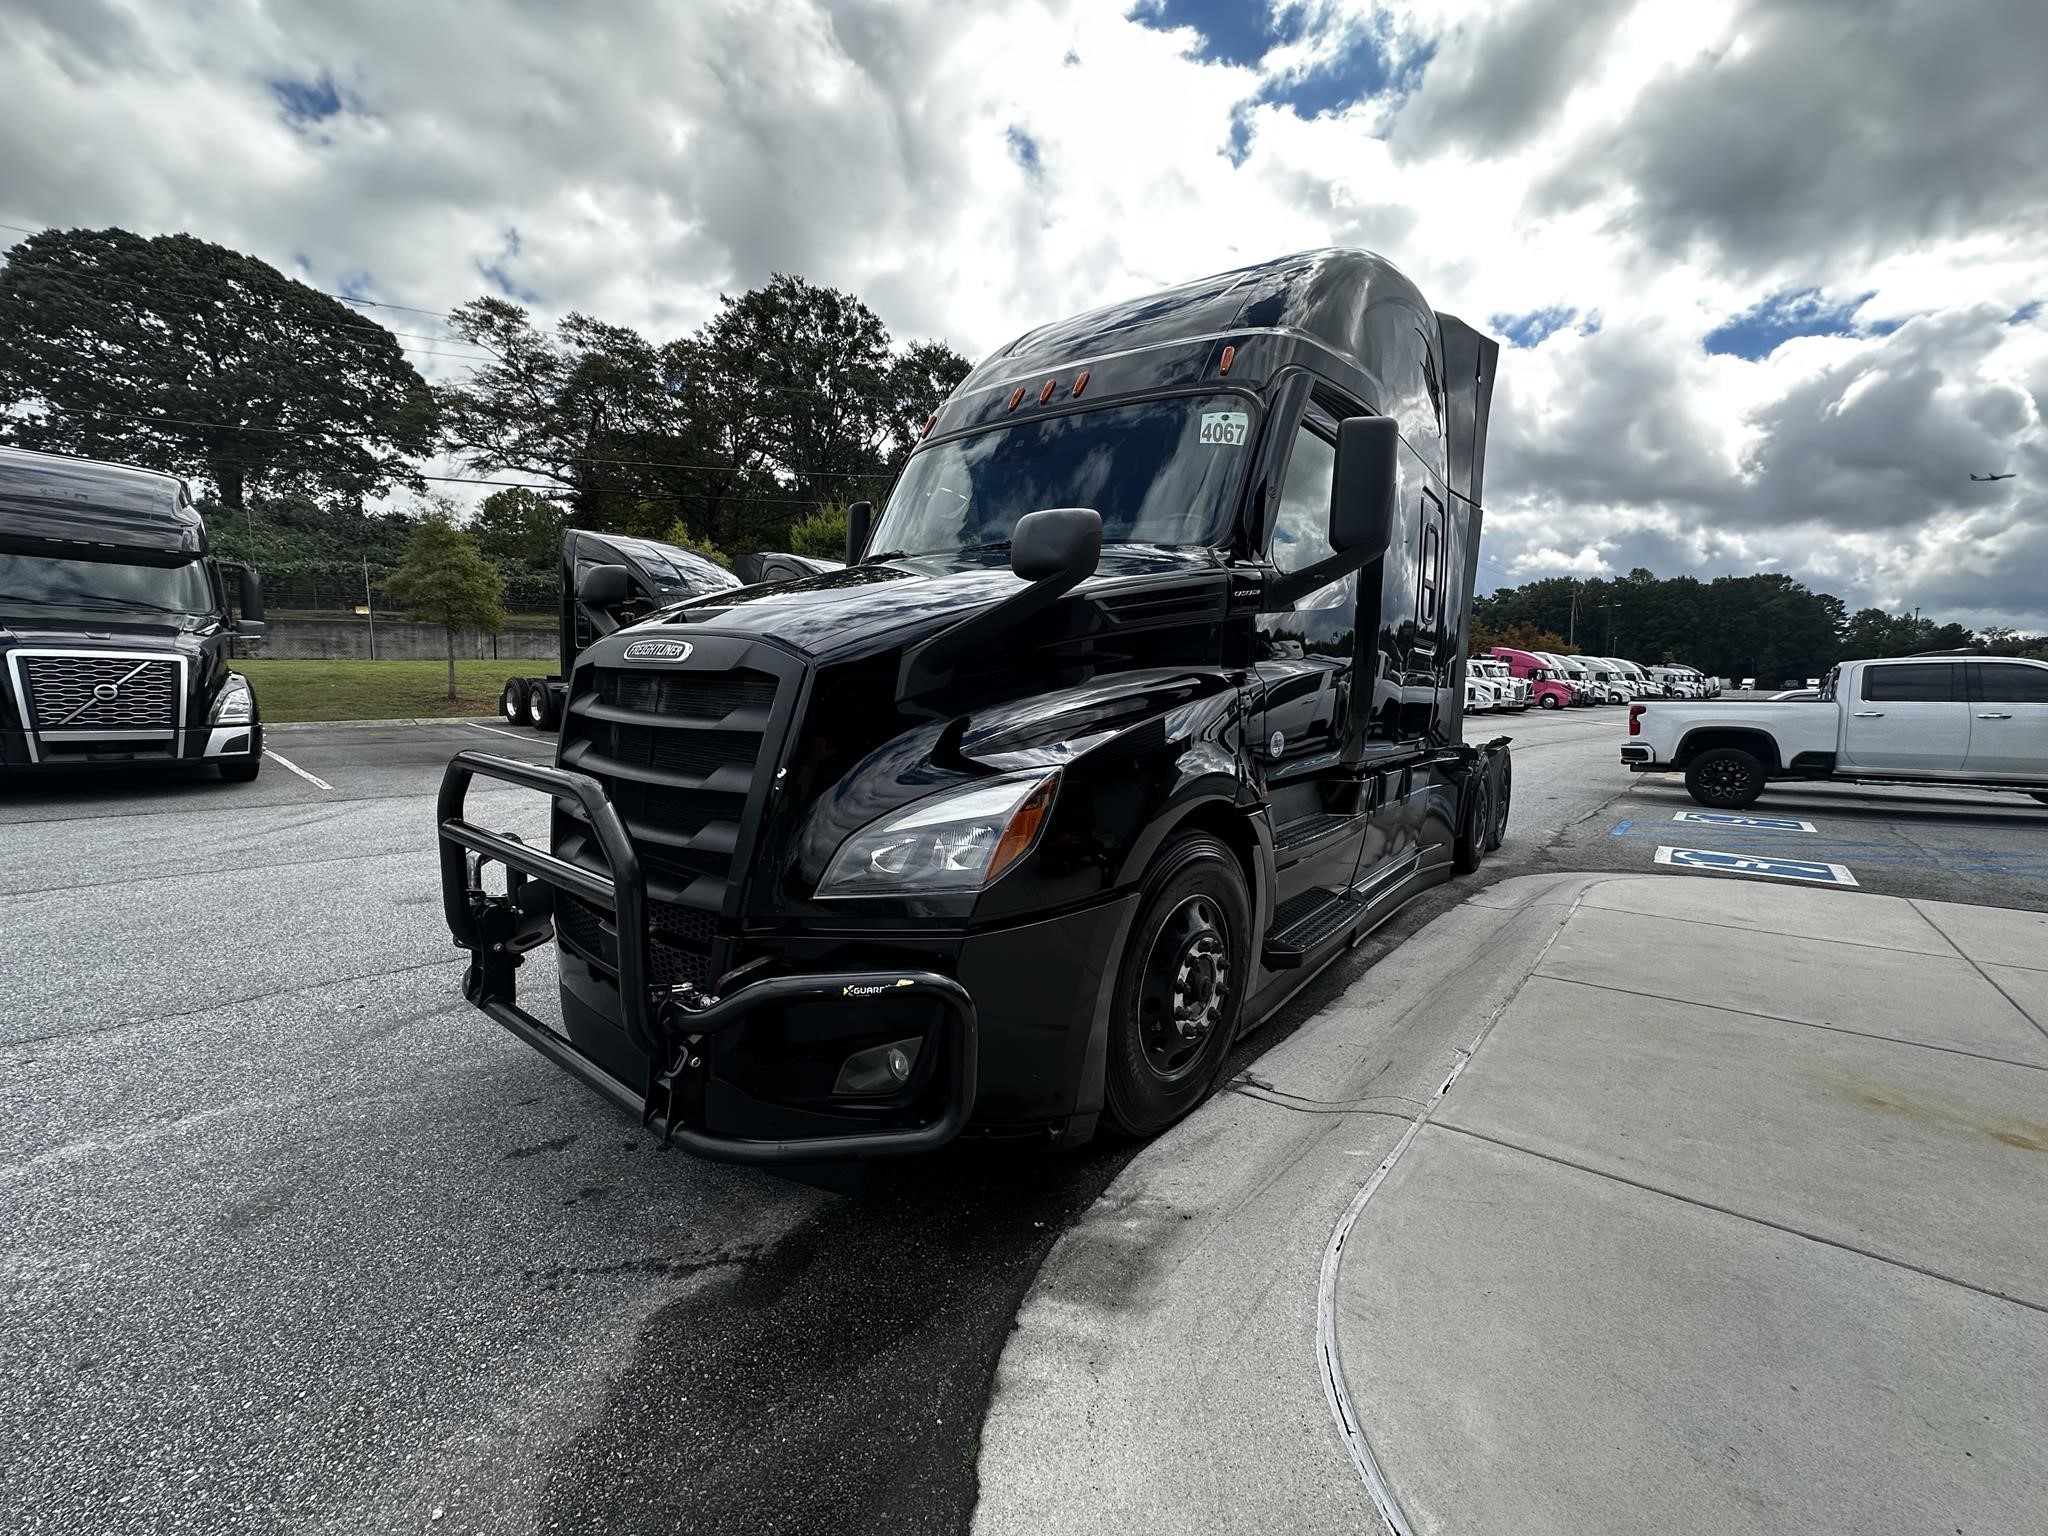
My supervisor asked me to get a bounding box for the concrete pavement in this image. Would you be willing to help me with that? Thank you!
[973,873,2048,1536]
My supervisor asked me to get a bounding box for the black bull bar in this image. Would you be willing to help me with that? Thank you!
[436,750,977,1163]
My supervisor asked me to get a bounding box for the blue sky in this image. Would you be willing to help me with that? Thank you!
[2,0,2044,626]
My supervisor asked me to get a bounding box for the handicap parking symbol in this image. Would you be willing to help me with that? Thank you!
[1654,846,1858,887]
[1672,810,1818,834]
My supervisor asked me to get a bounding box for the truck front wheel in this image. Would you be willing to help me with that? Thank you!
[1685,747,1766,809]
[499,678,529,726]
[1102,832,1250,1140]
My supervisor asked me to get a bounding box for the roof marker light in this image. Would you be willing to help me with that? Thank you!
[1218,344,1236,375]
[1072,370,1089,396]
[1008,387,1026,411]
[1039,378,1057,404]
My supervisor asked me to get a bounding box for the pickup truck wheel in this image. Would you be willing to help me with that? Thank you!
[1102,833,1250,1140]
[1685,747,1766,809]
[1455,778,1493,873]
[499,678,529,726]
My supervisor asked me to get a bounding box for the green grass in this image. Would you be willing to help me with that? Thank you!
[236,659,532,722]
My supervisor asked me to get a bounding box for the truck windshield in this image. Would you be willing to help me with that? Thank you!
[869,393,1256,558]
[0,551,214,617]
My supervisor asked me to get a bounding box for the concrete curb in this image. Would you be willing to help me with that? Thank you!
[971,871,1619,1536]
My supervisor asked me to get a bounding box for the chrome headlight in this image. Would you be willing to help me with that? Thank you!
[211,675,255,724]
[816,771,1059,899]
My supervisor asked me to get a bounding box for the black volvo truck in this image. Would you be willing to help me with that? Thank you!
[1,446,267,781]
[438,249,1511,1164]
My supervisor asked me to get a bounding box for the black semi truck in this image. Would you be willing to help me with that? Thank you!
[1,446,267,781]
[439,249,1511,1164]
[495,529,747,731]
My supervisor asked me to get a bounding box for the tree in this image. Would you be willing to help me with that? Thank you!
[384,507,506,698]
[472,486,569,567]
[657,514,733,569]
[786,504,849,561]
[0,227,437,509]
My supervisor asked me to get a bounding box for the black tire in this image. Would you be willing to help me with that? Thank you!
[527,682,561,732]
[1102,833,1252,1140]
[1539,693,1561,710]
[1455,776,1493,873]
[1487,757,1511,852]
[500,677,530,726]
[1685,747,1767,809]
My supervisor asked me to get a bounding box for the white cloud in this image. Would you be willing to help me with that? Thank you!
[0,0,2043,624]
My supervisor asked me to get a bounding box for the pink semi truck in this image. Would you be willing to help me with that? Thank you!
[1489,646,1583,710]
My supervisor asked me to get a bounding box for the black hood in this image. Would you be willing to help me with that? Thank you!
[643,545,1233,664]
[0,613,213,652]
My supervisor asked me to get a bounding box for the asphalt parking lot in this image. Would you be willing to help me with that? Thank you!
[5,704,2046,1534]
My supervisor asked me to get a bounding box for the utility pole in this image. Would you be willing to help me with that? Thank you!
[364,557,377,661]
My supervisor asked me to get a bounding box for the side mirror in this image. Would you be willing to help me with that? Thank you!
[577,563,632,608]
[845,500,873,565]
[237,567,266,637]
[1330,415,1399,560]
[1011,507,1102,585]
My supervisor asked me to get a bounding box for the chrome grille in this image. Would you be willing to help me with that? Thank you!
[22,656,180,732]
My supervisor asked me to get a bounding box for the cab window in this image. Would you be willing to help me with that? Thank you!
[1971,661,2048,703]
[1269,424,1336,576]
[1861,663,1958,702]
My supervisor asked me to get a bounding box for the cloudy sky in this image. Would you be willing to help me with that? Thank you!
[3,0,2044,626]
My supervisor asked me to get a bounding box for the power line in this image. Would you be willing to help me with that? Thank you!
[0,251,497,363]
[2,220,960,408]
[21,402,904,480]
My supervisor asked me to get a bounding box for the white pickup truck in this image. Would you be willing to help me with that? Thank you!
[1622,654,2048,808]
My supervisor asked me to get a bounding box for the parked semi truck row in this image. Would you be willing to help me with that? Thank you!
[2,446,267,781]
[438,249,1514,1165]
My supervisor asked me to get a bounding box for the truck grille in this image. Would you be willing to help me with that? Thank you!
[20,655,180,732]
[552,661,788,986]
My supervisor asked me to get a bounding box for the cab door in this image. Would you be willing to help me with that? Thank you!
[1842,661,1969,774]
[1252,409,1366,910]
[1964,660,2048,779]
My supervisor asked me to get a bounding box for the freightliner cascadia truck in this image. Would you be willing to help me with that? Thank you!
[2,446,267,781]
[437,249,1512,1164]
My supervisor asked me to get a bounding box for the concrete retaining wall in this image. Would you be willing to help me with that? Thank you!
[250,617,559,662]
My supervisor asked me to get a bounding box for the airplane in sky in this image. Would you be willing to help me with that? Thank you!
[1970,472,2016,481]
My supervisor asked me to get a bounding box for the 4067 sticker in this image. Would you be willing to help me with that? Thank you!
[1198,411,1250,446]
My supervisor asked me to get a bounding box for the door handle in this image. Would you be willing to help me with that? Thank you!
[1852,711,1885,718]
[1977,712,2014,720]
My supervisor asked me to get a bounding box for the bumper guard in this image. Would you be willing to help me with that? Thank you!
[436,750,977,1163]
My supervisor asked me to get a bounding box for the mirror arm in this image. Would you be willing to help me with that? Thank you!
[1265,547,1374,610]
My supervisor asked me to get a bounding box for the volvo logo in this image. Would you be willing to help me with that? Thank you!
[93,683,120,702]
[622,639,693,662]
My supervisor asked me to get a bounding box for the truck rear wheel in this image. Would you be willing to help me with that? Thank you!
[1685,747,1766,809]
[527,682,561,731]
[1102,832,1250,1140]
[1487,758,1511,851]
[1455,777,1493,873]
[499,678,529,726]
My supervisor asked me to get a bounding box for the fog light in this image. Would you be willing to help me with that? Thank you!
[834,1036,923,1096]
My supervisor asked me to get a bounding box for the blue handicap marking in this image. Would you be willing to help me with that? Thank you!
[1654,846,1858,887]
[1672,810,1818,834]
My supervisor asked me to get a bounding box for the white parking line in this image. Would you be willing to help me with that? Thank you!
[263,749,334,791]
[464,721,535,743]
